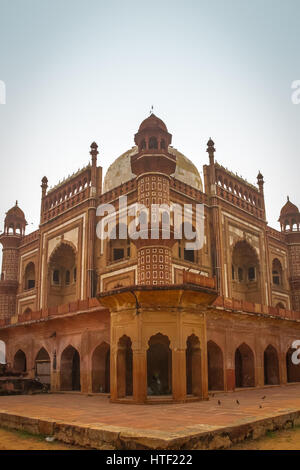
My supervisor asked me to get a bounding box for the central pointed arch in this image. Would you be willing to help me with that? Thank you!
[147,333,172,396]
[186,334,202,396]
[35,347,51,386]
[207,340,224,391]
[92,342,110,393]
[13,349,27,373]
[235,343,255,388]
[117,336,133,398]
[264,344,279,385]
[60,345,80,391]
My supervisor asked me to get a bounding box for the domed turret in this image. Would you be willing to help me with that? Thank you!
[138,113,168,133]
[279,197,300,232]
[134,113,173,157]
[4,201,27,236]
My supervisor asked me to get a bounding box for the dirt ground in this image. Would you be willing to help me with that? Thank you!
[0,424,300,451]
[0,427,83,450]
[231,426,300,450]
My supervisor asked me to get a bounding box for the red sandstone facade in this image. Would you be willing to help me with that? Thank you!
[0,114,300,403]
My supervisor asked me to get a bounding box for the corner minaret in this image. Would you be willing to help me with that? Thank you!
[131,114,176,285]
[0,202,27,320]
[257,171,266,219]
[40,176,48,223]
[279,197,300,311]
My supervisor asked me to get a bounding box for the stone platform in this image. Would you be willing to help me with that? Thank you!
[0,385,300,449]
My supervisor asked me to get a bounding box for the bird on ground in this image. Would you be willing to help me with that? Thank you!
[261,396,266,400]
[212,393,215,398]
[236,400,240,405]
[218,400,221,405]
[259,405,262,408]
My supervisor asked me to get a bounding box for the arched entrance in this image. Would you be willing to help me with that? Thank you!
[13,350,26,373]
[116,336,133,398]
[48,243,77,308]
[24,262,36,290]
[264,345,279,385]
[60,345,80,391]
[35,348,51,386]
[231,240,261,303]
[147,333,172,396]
[207,340,224,391]
[186,335,201,396]
[235,343,255,388]
[286,347,300,382]
[92,342,110,393]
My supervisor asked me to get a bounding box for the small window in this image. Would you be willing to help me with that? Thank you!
[65,270,70,285]
[248,267,255,281]
[160,140,166,149]
[73,267,77,283]
[27,279,35,289]
[149,137,158,149]
[272,270,280,285]
[184,249,195,263]
[238,267,243,282]
[53,270,60,285]
[232,265,235,280]
[113,248,124,261]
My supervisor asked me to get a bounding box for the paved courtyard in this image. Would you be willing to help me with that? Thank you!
[0,385,300,449]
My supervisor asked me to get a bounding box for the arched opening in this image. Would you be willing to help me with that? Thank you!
[0,340,6,364]
[48,243,77,308]
[147,333,172,396]
[286,347,300,383]
[264,345,279,385]
[231,240,261,303]
[13,350,27,373]
[272,258,283,286]
[60,345,80,391]
[35,348,51,386]
[65,270,70,285]
[186,335,202,396]
[276,302,285,309]
[207,340,224,391]
[24,262,35,290]
[92,342,110,393]
[178,223,197,263]
[149,136,158,149]
[235,343,255,388]
[117,336,133,398]
[108,224,130,262]
[23,308,32,316]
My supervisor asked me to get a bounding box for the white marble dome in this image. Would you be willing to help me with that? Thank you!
[103,146,203,193]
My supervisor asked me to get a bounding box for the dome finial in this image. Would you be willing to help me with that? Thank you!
[206,138,215,165]
[287,195,290,202]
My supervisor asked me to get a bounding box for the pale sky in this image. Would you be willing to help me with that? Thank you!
[0,0,299,243]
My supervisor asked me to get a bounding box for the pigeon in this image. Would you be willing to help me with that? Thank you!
[45,436,55,442]
[212,393,215,398]
[236,400,240,405]
[259,405,262,409]
[218,400,221,405]
[261,396,266,400]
